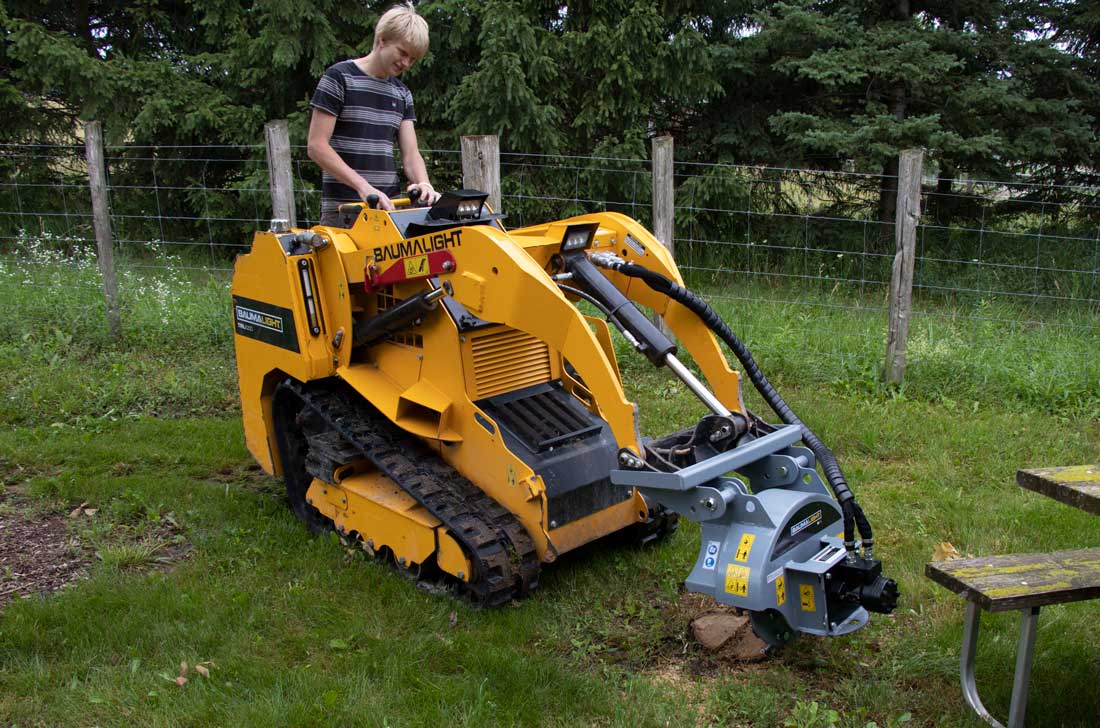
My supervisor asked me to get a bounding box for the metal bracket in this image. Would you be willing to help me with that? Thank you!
[611,425,803,492]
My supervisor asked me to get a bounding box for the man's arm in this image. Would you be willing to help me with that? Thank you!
[398,120,441,205]
[307,108,395,210]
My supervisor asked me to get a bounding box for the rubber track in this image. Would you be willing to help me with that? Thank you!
[284,379,540,606]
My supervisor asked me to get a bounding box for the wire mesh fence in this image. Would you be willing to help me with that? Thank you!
[1,140,1097,406]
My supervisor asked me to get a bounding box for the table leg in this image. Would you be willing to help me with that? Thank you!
[961,600,1005,728]
[1007,606,1040,728]
[960,600,1042,728]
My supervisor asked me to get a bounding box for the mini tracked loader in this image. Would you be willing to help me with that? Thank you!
[232,189,897,644]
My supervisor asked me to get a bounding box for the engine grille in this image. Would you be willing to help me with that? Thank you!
[470,328,552,399]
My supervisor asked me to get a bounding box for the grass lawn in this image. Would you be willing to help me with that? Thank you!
[1,241,1098,726]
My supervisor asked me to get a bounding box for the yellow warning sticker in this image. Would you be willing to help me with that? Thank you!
[799,584,817,612]
[403,255,429,277]
[734,533,755,562]
[776,575,787,606]
[724,564,750,597]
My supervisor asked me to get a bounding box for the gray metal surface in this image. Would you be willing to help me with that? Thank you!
[1008,608,1040,728]
[611,425,803,490]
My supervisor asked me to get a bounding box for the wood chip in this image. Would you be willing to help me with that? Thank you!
[933,542,962,561]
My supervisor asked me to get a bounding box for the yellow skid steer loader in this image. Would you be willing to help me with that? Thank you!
[231,189,896,643]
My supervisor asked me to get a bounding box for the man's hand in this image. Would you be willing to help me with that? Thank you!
[407,181,441,206]
[357,181,394,211]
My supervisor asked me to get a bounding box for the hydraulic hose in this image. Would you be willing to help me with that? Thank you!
[604,258,872,555]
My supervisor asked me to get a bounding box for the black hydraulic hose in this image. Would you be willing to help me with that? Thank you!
[557,283,619,323]
[612,261,872,554]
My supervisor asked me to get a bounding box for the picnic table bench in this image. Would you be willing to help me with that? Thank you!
[925,465,1100,728]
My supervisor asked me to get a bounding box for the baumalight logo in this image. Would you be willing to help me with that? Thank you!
[789,509,823,538]
[373,229,463,263]
[235,305,284,333]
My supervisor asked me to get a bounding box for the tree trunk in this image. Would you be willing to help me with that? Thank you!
[877,0,910,247]
[934,170,954,226]
[878,155,900,247]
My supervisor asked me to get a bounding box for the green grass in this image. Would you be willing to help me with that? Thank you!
[1,235,1099,726]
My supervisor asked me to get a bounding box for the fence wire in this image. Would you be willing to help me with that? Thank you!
[1,142,1097,401]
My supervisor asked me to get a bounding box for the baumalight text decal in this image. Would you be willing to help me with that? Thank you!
[373,229,462,263]
[233,296,300,353]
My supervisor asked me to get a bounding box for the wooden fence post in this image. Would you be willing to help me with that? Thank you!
[84,120,121,340]
[884,148,924,385]
[265,119,297,228]
[461,135,501,214]
[652,135,675,259]
[651,135,675,336]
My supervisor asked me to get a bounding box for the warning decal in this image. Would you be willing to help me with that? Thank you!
[404,255,429,277]
[725,564,750,597]
[799,584,817,612]
[734,533,755,563]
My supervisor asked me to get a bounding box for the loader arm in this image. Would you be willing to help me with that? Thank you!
[435,223,644,455]
[512,212,745,411]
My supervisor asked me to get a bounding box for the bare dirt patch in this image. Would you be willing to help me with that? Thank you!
[639,591,776,682]
[0,490,92,612]
[669,592,768,658]
[211,462,279,494]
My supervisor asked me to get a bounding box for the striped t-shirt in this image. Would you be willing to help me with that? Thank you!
[310,60,416,214]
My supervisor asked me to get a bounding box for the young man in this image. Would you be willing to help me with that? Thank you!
[307,2,441,224]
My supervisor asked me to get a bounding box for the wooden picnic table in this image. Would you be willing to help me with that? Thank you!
[925,465,1100,728]
[1017,465,1100,515]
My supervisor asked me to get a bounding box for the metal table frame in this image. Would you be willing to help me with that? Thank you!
[960,601,1040,728]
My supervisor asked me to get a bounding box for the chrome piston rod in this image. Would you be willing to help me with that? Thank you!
[663,353,731,418]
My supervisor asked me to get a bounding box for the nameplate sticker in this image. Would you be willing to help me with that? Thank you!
[233,296,300,353]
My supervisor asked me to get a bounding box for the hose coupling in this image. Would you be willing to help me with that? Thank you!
[589,251,627,270]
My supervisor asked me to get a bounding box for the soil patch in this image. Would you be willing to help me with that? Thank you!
[641,591,774,679]
[0,491,91,612]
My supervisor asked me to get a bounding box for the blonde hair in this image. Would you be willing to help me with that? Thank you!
[375,3,429,59]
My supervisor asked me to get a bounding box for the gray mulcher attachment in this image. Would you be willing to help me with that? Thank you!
[613,425,896,645]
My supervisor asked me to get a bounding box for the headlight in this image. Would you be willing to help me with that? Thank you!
[560,222,599,252]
